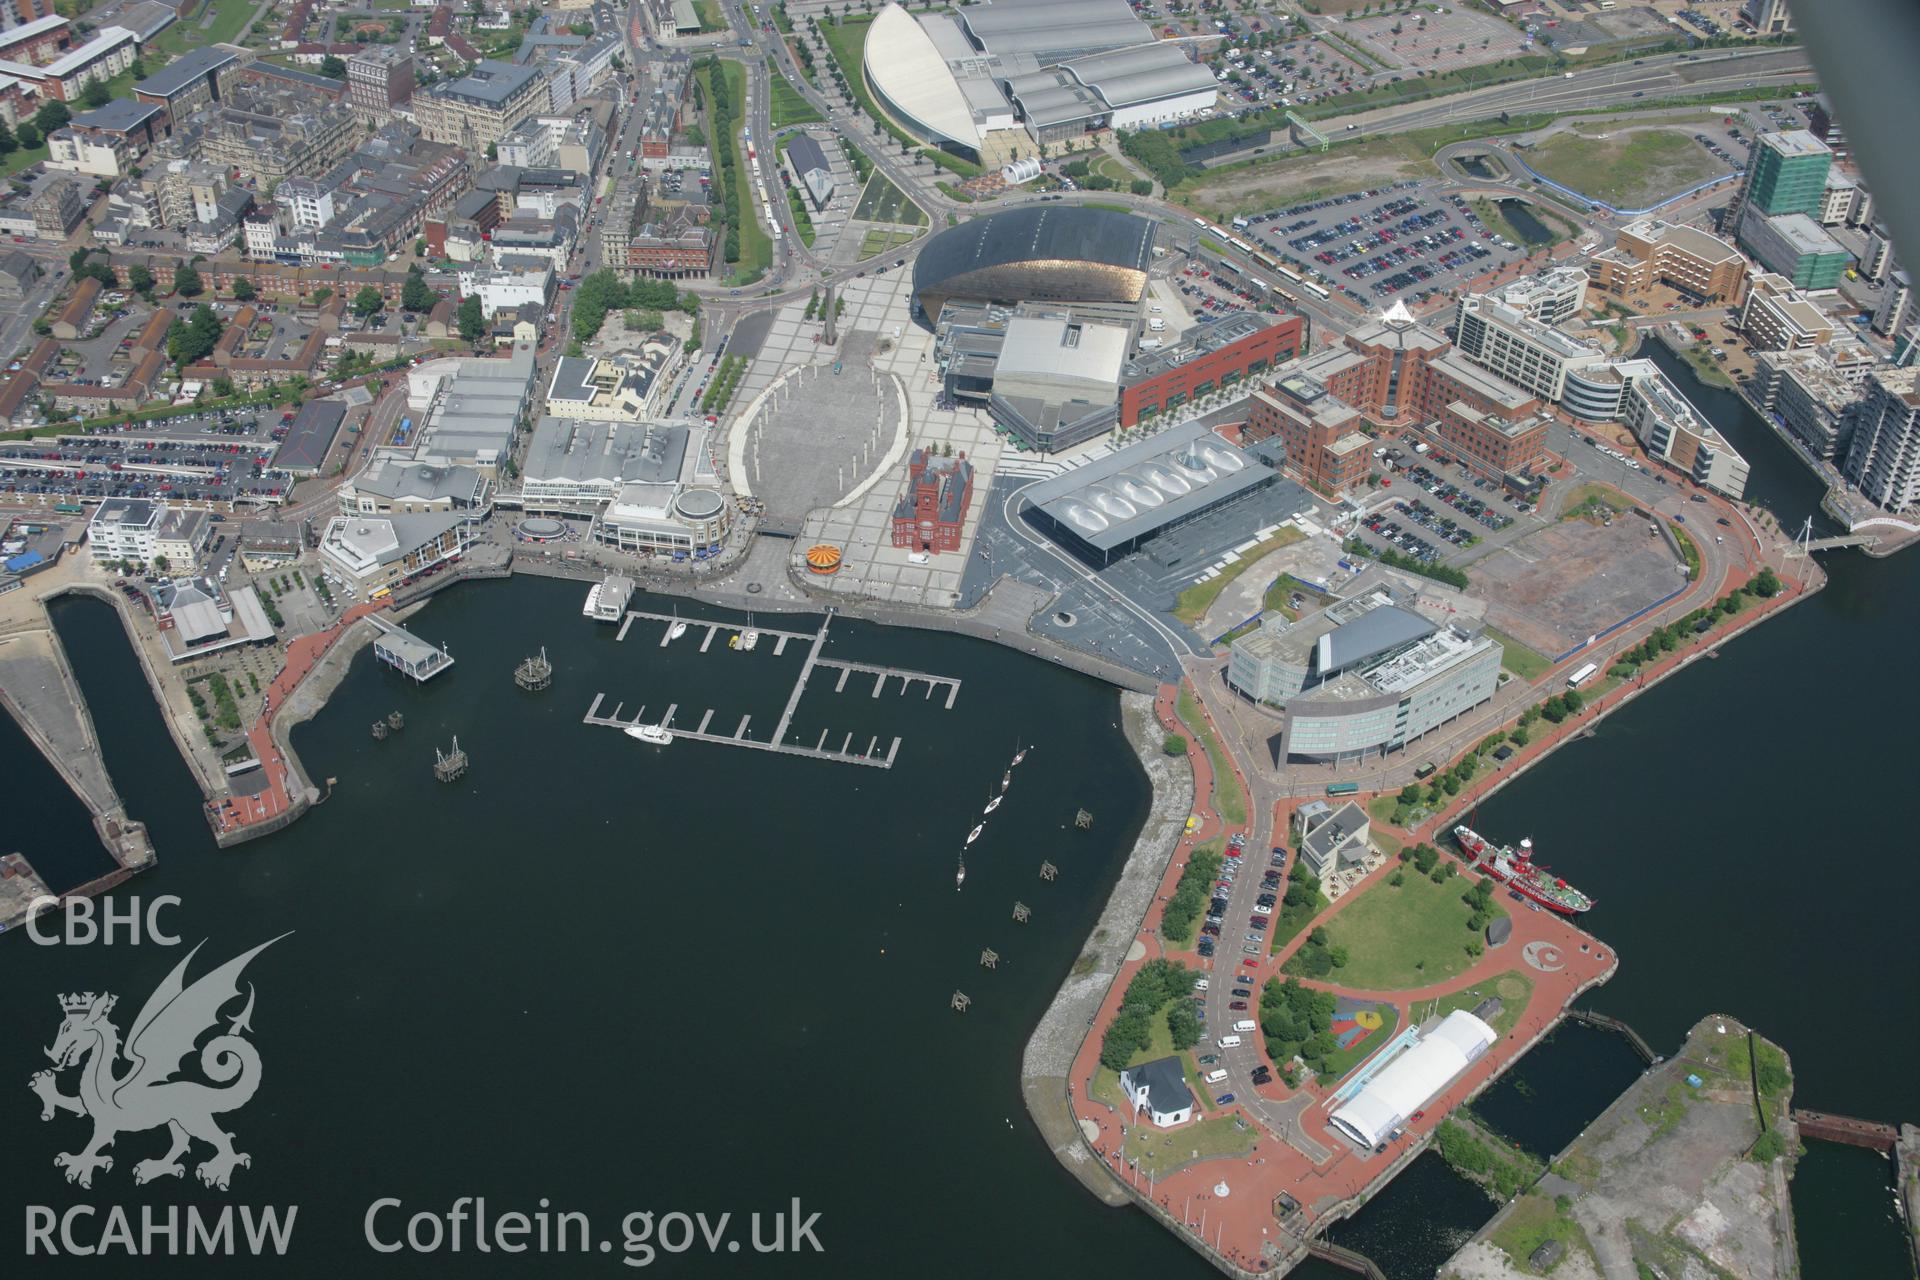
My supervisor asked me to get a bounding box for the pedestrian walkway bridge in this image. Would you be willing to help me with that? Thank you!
[1790,533,1879,554]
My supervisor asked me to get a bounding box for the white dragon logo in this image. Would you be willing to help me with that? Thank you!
[29,935,286,1191]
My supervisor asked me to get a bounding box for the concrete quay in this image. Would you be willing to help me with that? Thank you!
[1444,1016,1800,1280]
[1020,689,1196,1212]
[0,576,155,920]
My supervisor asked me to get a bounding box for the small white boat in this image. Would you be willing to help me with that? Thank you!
[1012,743,1029,766]
[965,824,983,845]
[740,629,760,651]
[1000,770,1011,793]
[624,723,673,746]
[983,793,1002,815]
[955,861,966,890]
[668,621,687,640]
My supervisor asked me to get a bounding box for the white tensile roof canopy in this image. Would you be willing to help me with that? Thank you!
[1329,1010,1496,1149]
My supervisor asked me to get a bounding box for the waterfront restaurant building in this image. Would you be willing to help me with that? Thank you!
[318,512,474,591]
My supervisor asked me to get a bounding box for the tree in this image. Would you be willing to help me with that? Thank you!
[15,123,37,150]
[1751,566,1781,598]
[401,269,434,313]
[33,100,69,136]
[78,79,111,109]
[0,119,14,155]
[456,293,486,344]
[212,375,235,397]
[166,304,224,367]
[152,554,169,574]
[320,54,347,79]
[1166,1000,1202,1050]
[353,286,384,317]
[129,57,146,80]
[232,277,255,302]
[129,263,154,296]
[173,262,203,297]
[1162,733,1187,757]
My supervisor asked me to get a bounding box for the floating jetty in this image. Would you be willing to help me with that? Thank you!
[514,647,553,692]
[585,574,634,623]
[372,617,454,683]
[584,613,960,769]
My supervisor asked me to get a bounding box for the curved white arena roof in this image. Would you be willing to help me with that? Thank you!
[1330,1010,1496,1150]
[864,3,980,150]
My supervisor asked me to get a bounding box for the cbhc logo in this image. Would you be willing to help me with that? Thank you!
[26,895,183,946]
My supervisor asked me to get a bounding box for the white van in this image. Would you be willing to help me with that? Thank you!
[1148,317,1166,332]
[1204,1069,1229,1086]
[1234,1019,1258,1034]
[1217,1035,1242,1049]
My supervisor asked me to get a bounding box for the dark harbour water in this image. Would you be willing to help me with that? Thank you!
[1,362,1913,1278]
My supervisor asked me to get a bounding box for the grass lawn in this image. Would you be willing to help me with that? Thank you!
[769,75,821,127]
[1176,685,1247,827]
[856,227,917,257]
[143,0,259,58]
[851,171,924,225]
[1483,624,1551,683]
[1,141,48,178]
[1316,1002,1398,1084]
[1092,154,1133,185]
[1302,869,1505,991]
[1558,480,1635,524]
[1412,970,1534,1037]
[1171,525,1305,628]
[1489,1194,1595,1275]
[1681,340,1735,389]
[694,0,727,33]
[1526,129,1723,211]
[1121,1113,1255,1180]
[1267,882,1329,956]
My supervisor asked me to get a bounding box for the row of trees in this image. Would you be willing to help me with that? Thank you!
[697,57,745,266]
[1343,537,1471,589]
[1098,958,1196,1071]
[1160,843,1225,943]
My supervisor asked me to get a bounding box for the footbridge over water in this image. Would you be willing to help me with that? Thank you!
[1789,533,1879,554]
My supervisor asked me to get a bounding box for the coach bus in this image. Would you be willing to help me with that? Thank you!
[1567,661,1599,688]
